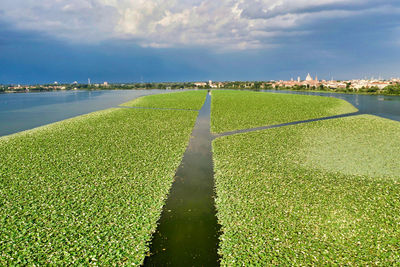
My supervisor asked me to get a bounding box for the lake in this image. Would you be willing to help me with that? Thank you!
[0,90,166,137]
[1,89,400,137]
[264,90,400,122]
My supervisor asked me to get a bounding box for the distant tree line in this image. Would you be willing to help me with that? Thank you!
[0,82,197,92]
[1,81,400,95]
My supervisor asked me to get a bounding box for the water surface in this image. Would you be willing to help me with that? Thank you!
[0,90,166,136]
[145,92,220,266]
[264,90,400,122]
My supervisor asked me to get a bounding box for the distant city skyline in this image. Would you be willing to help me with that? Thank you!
[1,1,400,84]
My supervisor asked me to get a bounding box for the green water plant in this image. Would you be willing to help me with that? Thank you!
[211,90,357,133]
[0,107,198,265]
[213,115,400,265]
[121,90,207,110]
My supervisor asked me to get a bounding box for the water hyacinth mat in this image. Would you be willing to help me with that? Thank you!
[212,115,400,265]
[0,107,198,265]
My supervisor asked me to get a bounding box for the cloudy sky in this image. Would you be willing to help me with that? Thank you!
[1,0,400,84]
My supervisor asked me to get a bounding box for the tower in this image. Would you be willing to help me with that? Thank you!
[306,73,313,81]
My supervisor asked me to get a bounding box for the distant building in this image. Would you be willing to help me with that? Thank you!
[103,81,109,86]
[208,80,218,88]
[194,82,207,87]
[271,73,392,91]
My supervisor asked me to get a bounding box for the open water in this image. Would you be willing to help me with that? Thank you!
[0,90,166,137]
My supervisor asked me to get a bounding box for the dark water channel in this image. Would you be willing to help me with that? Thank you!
[144,92,219,266]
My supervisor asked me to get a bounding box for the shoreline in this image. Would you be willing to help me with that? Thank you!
[2,87,400,96]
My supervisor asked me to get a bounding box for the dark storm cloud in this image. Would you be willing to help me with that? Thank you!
[0,1,399,83]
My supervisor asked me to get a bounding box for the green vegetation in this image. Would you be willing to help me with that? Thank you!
[384,84,400,94]
[121,90,207,110]
[211,90,357,133]
[0,107,198,265]
[213,115,400,265]
[301,115,400,178]
[3,81,400,96]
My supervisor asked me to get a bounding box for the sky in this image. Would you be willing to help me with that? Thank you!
[1,0,400,84]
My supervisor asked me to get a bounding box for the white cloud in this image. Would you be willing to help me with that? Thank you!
[0,0,398,49]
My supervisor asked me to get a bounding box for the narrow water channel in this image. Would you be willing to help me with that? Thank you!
[144,92,220,266]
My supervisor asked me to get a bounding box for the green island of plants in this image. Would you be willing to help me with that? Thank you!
[212,114,400,265]
[211,90,357,133]
[0,107,198,265]
[121,90,207,110]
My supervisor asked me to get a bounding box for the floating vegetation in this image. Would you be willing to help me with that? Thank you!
[210,90,357,133]
[121,90,207,110]
[300,115,400,179]
[0,107,198,265]
[213,115,400,265]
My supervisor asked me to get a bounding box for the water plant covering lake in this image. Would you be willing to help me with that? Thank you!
[211,90,357,133]
[2,88,399,265]
[212,115,400,265]
[121,90,207,110]
[0,91,207,265]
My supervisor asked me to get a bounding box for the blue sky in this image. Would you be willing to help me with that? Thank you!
[1,0,400,84]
